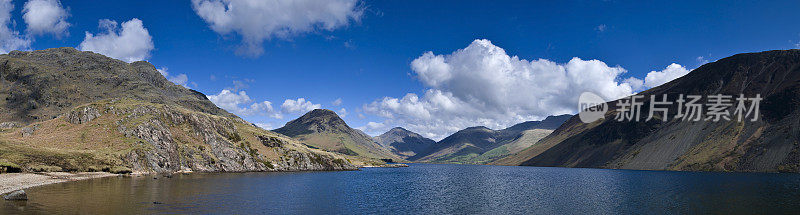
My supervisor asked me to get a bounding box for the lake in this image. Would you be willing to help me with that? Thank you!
[3,164,800,214]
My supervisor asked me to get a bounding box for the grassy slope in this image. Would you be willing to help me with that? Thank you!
[295,132,402,161]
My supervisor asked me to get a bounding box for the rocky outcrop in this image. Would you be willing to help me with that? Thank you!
[271,148,354,171]
[20,125,38,137]
[0,122,20,129]
[108,102,356,173]
[65,106,101,124]
[257,135,286,148]
[2,99,357,174]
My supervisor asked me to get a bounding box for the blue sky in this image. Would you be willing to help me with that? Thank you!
[8,0,800,139]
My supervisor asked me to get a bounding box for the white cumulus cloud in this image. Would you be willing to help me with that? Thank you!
[364,39,639,140]
[642,63,690,88]
[22,0,69,37]
[78,18,153,63]
[623,77,644,92]
[0,0,31,54]
[208,89,280,117]
[191,0,363,56]
[281,98,321,113]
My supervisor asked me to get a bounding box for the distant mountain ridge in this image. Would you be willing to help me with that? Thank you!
[407,114,572,164]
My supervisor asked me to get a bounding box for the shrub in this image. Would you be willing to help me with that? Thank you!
[227,132,242,143]
[0,161,21,173]
[109,166,132,174]
[29,165,63,172]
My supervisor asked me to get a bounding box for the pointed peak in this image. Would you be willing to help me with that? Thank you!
[274,108,352,137]
[297,109,343,121]
[380,127,413,137]
[464,126,492,131]
[544,114,573,121]
[390,127,409,132]
[293,109,345,124]
[307,108,337,116]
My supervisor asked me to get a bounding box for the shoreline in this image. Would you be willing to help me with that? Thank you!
[361,163,410,168]
[0,167,365,196]
[0,172,118,195]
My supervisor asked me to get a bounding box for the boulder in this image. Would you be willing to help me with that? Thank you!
[20,125,38,137]
[3,190,27,201]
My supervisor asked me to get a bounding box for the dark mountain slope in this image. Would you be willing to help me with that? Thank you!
[502,49,800,172]
[502,115,572,134]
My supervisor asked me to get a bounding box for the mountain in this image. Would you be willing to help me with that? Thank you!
[414,114,571,164]
[0,48,230,125]
[0,48,357,173]
[274,109,401,160]
[374,127,436,160]
[501,114,572,133]
[495,49,800,173]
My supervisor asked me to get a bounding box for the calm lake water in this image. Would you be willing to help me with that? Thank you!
[3,164,800,214]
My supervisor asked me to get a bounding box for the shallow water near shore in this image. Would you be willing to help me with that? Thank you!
[3,164,800,214]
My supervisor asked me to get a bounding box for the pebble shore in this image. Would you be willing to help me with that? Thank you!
[0,172,118,195]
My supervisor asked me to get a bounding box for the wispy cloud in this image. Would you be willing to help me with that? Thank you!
[696,56,709,64]
[191,0,364,57]
[595,24,607,32]
[332,98,343,106]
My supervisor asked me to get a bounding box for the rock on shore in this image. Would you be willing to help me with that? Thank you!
[3,190,26,201]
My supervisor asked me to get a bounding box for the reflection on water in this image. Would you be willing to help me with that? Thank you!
[3,164,800,214]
